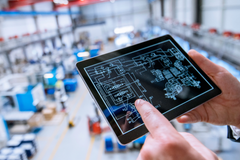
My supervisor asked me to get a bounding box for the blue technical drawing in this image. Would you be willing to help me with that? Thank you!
[84,40,212,134]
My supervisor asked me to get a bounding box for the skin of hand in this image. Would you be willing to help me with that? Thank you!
[177,50,240,128]
[135,99,218,160]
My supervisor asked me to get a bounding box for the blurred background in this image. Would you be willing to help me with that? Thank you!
[0,0,239,159]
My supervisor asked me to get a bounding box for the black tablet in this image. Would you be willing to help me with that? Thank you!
[76,35,221,145]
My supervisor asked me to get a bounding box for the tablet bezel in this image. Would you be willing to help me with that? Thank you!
[76,35,222,145]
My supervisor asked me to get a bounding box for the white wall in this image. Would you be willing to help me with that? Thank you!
[0,1,76,65]
[80,0,150,35]
[164,0,173,18]
[151,0,161,21]
[0,17,3,38]
[0,0,8,10]
[202,0,240,33]
[0,2,73,39]
[1,17,37,38]
[163,0,196,25]
[163,0,240,33]
[0,0,150,41]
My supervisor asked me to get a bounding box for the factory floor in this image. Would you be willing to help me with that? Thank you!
[32,76,140,160]
[31,76,240,160]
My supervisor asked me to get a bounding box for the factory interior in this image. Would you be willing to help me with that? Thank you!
[0,0,240,159]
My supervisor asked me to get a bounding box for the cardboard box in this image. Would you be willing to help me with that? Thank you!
[46,103,57,114]
[42,109,53,120]
[28,113,43,128]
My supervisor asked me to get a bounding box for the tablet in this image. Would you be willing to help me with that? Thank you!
[76,35,221,144]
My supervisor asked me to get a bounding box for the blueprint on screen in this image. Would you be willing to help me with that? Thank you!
[84,40,212,134]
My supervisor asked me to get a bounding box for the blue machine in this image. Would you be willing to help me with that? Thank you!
[0,116,10,143]
[117,142,127,151]
[89,48,99,57]
[72,69,79,75]
[7,140,21,149]
[5,134,36,159]
[16,89,36,112]
[73,49,85,62]
[104,136,114,152]
[44,68,62,95]
[1,85,40,112]
[184,124,192,132]
[0,148,13,157]
[63,79,78,92]
[22,134,37,150]
[46,88,55,95]
[13,148,28,160]
[44,69,58,86]
[20,143,35,158]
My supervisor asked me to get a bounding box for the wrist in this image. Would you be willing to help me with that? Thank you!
[229,108,240,128]
[233,115,240,129]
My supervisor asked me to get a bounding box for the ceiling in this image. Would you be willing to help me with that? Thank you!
[6,0,111,10]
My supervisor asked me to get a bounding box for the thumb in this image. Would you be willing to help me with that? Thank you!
[188,50,222,75]
[135,99,176,137]
[176,107,202,124]
[177,114,198,123]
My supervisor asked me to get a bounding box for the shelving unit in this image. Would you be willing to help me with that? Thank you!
[155,19,240,69]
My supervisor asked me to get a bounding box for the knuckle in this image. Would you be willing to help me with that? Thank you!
[141,109,153,121]
[162,140,181,151]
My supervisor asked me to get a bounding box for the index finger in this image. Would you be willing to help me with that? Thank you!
[135,99,176,137]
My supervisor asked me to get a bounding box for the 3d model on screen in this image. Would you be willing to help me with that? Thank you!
[85,45,202,131]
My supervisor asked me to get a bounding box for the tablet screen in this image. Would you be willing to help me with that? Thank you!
[83,39,214,135]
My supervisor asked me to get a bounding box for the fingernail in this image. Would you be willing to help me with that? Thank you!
[135,99,142,106]
[178,115,183,118]
[177,115,191,123]
[178,115,187,119]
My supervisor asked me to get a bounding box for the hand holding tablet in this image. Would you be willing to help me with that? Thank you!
[76,35,221,144]
[134,99,218,160]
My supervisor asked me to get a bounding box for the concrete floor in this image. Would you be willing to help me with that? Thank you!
[32,76,139,160]
[31,76,240,160]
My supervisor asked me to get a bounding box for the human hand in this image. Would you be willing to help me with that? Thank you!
[177,50,240,128]
[135,99,217,160]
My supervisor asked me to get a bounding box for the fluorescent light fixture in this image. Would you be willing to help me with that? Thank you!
[114,26,134,34]
[115,34,131,47]
[44,73,54,79]
[77,51,90,57]
[110,0,115,3]
[53,0,69,5]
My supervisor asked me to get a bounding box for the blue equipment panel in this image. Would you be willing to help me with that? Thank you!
[63,79,78,92]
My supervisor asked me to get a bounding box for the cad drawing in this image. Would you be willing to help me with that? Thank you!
[85,46,202,132]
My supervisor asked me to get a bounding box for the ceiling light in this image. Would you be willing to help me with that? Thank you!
[110,0,115,3]
[53,0,69,5]
[77,52,90,57]
[114,26,134,34]
[44,73,54,79]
